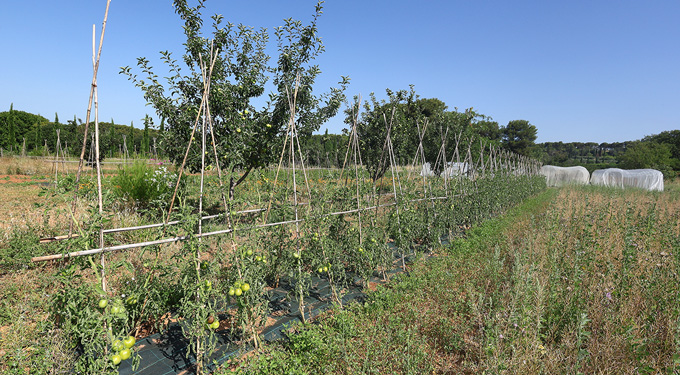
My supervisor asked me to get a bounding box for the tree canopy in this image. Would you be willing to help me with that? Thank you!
[121,0,348,195]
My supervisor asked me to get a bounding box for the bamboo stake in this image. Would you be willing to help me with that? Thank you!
[68,0,111,237]
[92,23,107,292]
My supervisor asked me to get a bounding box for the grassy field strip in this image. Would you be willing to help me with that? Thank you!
[228,185,680,374]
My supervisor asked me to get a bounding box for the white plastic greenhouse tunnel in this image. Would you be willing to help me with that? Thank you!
[590,168,664,191]
[539,165,590,187]
[421,162,470,178]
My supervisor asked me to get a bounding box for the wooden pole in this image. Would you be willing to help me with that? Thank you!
[68,0,111,237]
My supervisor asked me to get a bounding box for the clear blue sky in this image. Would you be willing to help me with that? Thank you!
[1,0,678,143]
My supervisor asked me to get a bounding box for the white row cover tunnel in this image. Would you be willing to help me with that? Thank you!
[590,168,664,192]
[539,166,590,187]
[540,165,664,192]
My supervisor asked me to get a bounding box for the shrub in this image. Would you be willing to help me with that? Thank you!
[111,161,183,214]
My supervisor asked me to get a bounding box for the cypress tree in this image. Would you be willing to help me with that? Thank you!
[8,103,16,149]
[128,121,134,155]
[142,115,151,154]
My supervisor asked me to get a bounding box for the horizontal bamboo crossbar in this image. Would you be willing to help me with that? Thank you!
[32,193,461,262]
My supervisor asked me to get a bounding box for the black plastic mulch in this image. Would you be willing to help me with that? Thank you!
[118,238,452,375]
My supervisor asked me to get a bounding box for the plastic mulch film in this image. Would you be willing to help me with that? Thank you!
[539,165,590,187]
[590,168,664,192]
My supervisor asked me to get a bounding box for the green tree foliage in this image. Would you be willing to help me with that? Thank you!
[142,115,151,155]
[0,106,49,151]
[501,119,538,156]
[643,130,680,168]
[0,108,157,158]
[8,103,16,149]
[300,129,347,167]
[618,141,675,177]
[121,0,348,196]
[471,120,501,143]
[127,121,135,154]
[349,86,498,181]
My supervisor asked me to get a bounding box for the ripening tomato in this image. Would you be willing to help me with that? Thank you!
[119,348,131,360]
[123,336,136,349]
[112,340,124,352]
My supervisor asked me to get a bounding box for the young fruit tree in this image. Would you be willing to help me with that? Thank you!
[121,0,348,199]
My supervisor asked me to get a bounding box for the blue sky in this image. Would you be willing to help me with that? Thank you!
[1,0,678,143]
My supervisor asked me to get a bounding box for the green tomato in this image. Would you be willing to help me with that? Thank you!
[111,306,121,314]
[111,354,122,366]
[255,256,262,261]
[318,267,324,273]
[323,266,328,272]
[293,252,300,259]
[210,320,220,329]
[112,340,124,352]
[228,288,235,296]
[241,283,250,292]
[233,281,242,288]
[123,336,136,349]
[246,249,253,256]
[234,288,243,297]
[98,299,108,309]
[119,348,131,360]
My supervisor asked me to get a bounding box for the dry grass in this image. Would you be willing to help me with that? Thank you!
[477,182,680,374]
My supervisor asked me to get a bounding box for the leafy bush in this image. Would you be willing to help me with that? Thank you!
[111,161,183,214]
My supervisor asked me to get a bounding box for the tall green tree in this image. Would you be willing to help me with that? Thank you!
[121,0,347,197]
[8,103,16,149]
[501,119,537,156]
[128,121,134,155]
[142,115,151,155]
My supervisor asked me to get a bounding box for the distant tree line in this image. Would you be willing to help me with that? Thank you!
[0,104,160,159]
[537,130,680,177]
[3,100,677,179]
